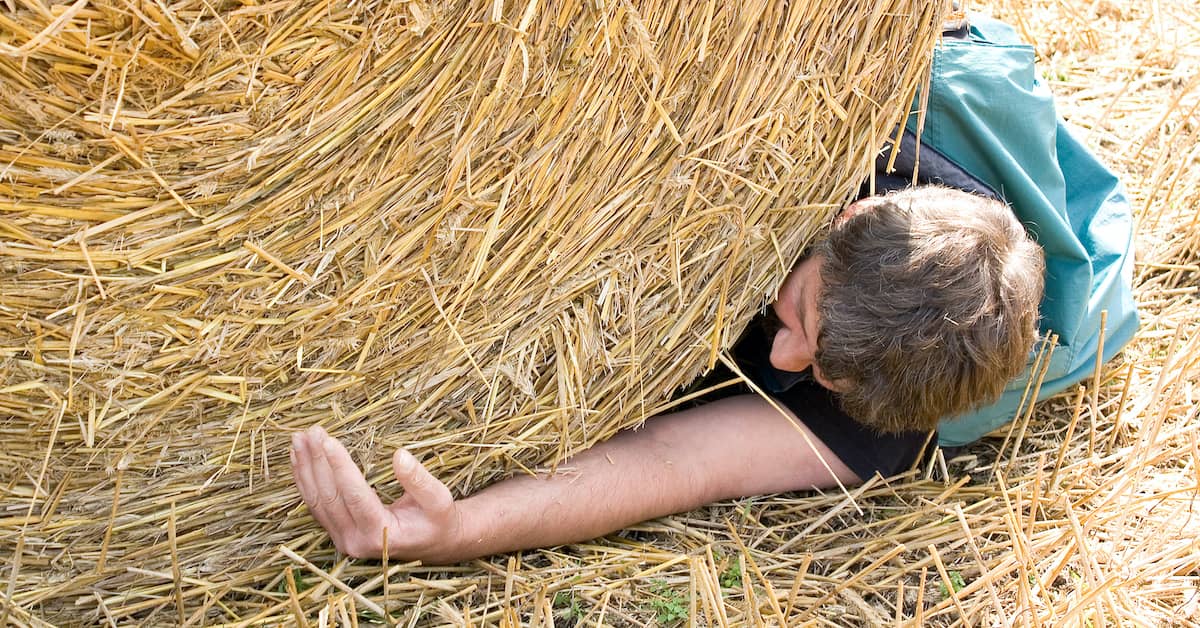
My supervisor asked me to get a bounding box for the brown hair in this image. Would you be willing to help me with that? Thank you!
[814,186,1045,434]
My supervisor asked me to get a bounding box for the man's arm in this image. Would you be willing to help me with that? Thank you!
[291,394,860,565]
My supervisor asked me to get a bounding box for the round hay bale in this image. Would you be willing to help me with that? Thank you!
[0,0,946,621]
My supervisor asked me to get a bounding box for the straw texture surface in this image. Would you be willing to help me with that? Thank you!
[0,0,948,623]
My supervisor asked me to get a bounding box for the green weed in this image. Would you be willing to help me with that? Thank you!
[719,555,743,589]
[938,570,967,599]
[647,580,688,626]
[553,590,584,622]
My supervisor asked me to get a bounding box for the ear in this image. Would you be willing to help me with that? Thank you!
[837,196,886,225]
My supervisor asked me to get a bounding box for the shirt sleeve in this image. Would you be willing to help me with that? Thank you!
[767,380,934,481]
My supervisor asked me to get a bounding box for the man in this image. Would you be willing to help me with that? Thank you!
[289,185,1046,564]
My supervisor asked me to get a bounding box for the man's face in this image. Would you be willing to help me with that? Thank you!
[769,253,843,391]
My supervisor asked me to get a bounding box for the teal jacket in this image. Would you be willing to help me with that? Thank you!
[886,16,1139,446]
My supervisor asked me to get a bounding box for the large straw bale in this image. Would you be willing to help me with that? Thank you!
[0,0,947,621]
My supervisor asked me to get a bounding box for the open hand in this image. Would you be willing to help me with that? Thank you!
[290,426,463,561]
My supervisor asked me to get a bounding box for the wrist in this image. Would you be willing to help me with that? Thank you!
[429,488,521,564]
[416,501,471,565]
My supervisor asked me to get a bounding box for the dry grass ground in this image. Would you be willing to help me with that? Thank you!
[2,0,1199,625]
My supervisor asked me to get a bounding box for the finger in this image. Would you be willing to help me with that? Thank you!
[319,432,388,531]
[392,449,453,516]
[292,431,320,502]
[290,439,305,496]
[292,431,335,530]
[306,427,359,533]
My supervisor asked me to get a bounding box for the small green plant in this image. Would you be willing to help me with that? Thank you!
[357,609,387,625]
[277,569,314,595]
[938,570,967,599]
[553,590,584,622]
[719,555,743,589]
[647,580,688,626]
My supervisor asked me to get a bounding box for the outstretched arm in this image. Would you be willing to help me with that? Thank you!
[291,394,860,565]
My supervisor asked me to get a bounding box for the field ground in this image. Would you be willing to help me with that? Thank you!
[4,0,1200,625]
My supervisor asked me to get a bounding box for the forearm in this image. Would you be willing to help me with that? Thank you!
[290,400,854,566]
[433,420,713,563]
[426,395,860,564]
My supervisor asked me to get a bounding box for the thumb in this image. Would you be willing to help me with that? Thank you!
[392,449,454,514]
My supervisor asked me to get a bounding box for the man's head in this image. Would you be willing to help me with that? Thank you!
[807,185,1044,434]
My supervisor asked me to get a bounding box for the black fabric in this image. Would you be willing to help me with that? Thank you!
[861,129,1001,201]
[685,317,933,481]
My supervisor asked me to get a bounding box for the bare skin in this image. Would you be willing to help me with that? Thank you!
[290,255,861,564]
[770,254,844,390]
